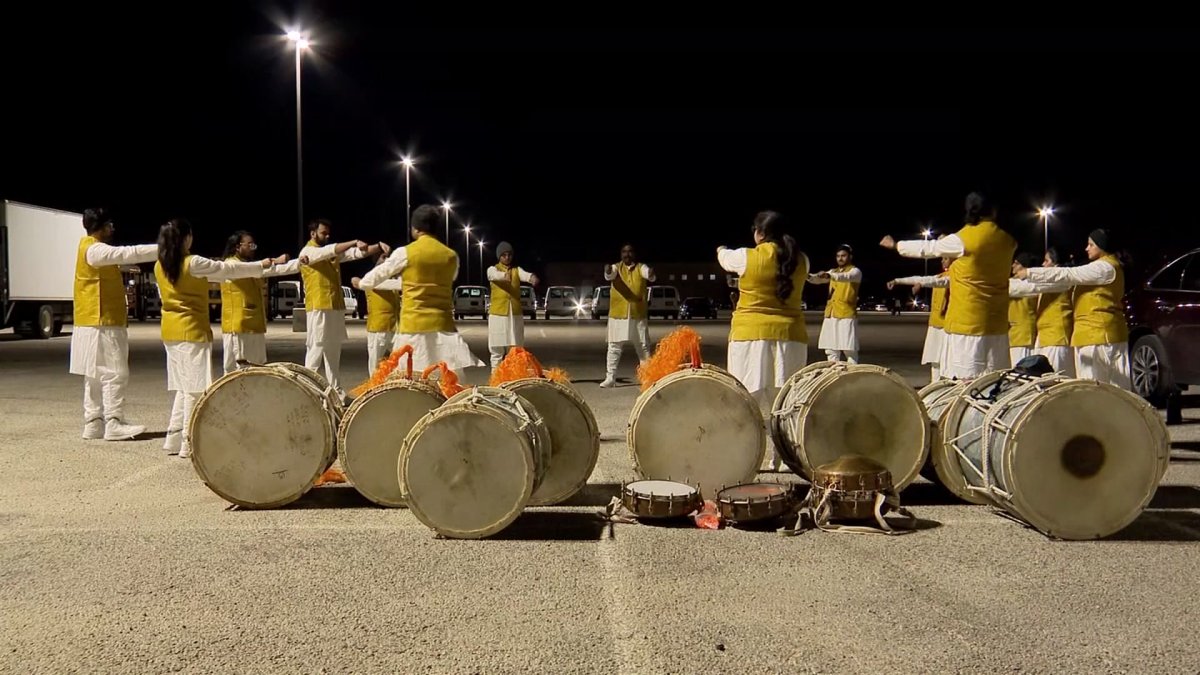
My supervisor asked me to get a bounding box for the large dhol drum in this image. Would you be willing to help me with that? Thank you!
[940,371,1170,539]
[337,378,445,507]
[189,363,343,508]
[917,377,986,501]
[399,386,551,539]
[627,366,765,497]
[771,362,929,490]
[501,378,600,506]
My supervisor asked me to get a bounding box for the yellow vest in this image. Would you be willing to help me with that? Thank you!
[155,256,213,343]
[489,264,521,317]
[300,240,344,311]
[730,243,808,342]
[366,287,401,333]
[1035,290,1073,347]
[929,271,950,330]
[1072,254,1128,346]
[943,221,1016,336]
[220,257,267,334]
[399,235,457,334]
[823,265,860,319]
[73,236,128,327]
[610,263,648,320]
[1008,296,1038,348]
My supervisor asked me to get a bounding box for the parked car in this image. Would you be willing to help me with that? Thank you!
[519,286,537,320]
[454,285,489,319]
[1126,247,1200,405]
[544,286,583,318]
[590,286,611,319]
[342,286,359,318]
[272,280,301,319]
[679,297,717,320]
[648,285,680,319]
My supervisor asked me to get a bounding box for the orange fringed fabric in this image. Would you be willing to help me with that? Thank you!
[314,467,347,486]
[421,362,465,398]
[636,326,702,391]
[488,347,572,386]
[349,345,414,398]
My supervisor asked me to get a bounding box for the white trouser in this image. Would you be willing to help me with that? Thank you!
[222,332,267,375]
[930,365,940,382]
[366,331,396,376]
[166,391,200,449]
[1076,343,1131,390]
[75,327,129,423]
[824,349,859,365]
[306,341,344,398]
[163,341,213,452]
[605,338,651,377]
[1009,346,1033,366]
[490,346,512,369]
[1036,345,1076,377]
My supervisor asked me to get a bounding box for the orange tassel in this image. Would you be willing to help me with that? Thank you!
[421,362,465,398]
[314,467,346,486]
[489,347,572,386]
[636,326,702,391]
[350,345,414,398]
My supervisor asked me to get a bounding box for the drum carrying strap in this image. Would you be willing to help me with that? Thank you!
[596,497,639,524]
[777,489,917,536]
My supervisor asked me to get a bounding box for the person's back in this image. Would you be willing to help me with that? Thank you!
[399,234,457,334]
[944,220,1016,336]
[730,242,807,343]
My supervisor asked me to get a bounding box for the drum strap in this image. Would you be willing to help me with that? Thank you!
[778,489,916,536]
[596,496,639,524]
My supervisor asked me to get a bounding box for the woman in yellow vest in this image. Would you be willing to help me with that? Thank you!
[71,208,158,441]
[155,219,288,458]
[1033,248,1076,375]
[1007,253,1040,366]
[599,244,656,388]
[219,230,302,375]
[486,241,539,369]
[352,251,404,375]
[882,192,1017,379]
[718,211,809,471]
[1015,229,1130,388]
[808,244,861,363]
[359,204,483,376]
[888,255,953,381]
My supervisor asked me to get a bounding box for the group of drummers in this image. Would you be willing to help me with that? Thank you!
[70,192,1131,465]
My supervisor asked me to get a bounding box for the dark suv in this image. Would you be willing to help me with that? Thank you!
[1126,248,1200,404]
[679,297,717,320]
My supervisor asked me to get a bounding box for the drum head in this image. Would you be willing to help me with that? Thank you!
[717,483,791,501]
[400,405,536,539]
[794,365,929,490]
[628,369,765,497]
[190,366,339,508]
[502,379,599,506]
[1004,381,1169,540]
[627,479,697,497]
[338,380,444,507]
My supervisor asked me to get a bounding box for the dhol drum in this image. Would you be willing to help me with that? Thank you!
[771,361,929,490]
[621,480,703,519]
[189,363,343,508]
[337,378,445,507]
[627,366,764,498]
[917,377,987,501]
[399,386,551,539]
[501,378,600,506]
[716,483,797,524]
[940,371,1170,539]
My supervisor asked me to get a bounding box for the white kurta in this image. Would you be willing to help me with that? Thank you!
[809,267,862,352]
[891,274,949,368]
[361,242,482,374]
[299,243,366,346]
[604,262,655,344]
[486,265,534,347]
[221,258,301,374]
[69,242,158,378]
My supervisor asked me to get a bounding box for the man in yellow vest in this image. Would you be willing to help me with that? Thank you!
[1007,253,1040,366]
[70,208,158,441]
[600,244,656,388]
[882,192,1017,379]
[220,230,302,375]
[808,244,861,364]
[888,254,953,381]
[298,219,385,399]
[351,251,404,375]
[359,204,483,376]
[1015,229,1130,388]
[486,241,540,369]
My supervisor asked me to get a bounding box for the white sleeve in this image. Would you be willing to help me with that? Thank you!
[717,247,748,275]
[897,234,965,260]
[1026,259,1117,292]
[603,264,617,281]
[85,243,158,267]
[374,279,403,291]
[188,255,265,281]
[829,267,863,282]
[300,243,337,263]
[807,274,830,285]
[518,267,534,283]
[339,246,366,263]
[359,248,407,290]
[486,266,506,282]
[262,258,302,278]
[892,275,944,287]
[641,264,656,282]
[1009,278,1040,297]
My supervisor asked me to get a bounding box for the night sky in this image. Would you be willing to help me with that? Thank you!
[3,11,1196,293]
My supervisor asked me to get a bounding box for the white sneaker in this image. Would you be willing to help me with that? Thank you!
[599,376,617,389]
[82,419,105,440]
[104,419,145,441]
[163,430,183,454]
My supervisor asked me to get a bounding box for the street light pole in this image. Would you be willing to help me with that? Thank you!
[462,225,472,284]
[286,31,310,248]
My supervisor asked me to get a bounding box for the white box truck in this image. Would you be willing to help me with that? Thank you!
[0,201,81,338]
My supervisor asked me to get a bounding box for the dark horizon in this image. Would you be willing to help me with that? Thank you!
[3,12,1196,290]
